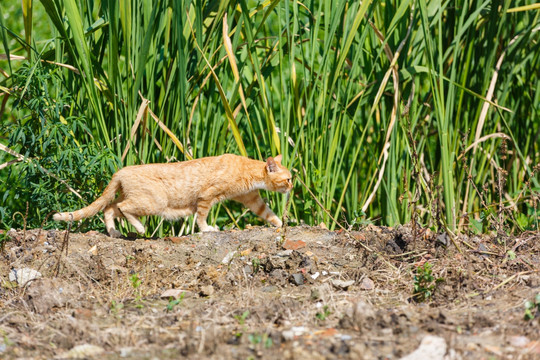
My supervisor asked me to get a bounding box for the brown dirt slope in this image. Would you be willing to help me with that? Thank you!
[0,225,539,359]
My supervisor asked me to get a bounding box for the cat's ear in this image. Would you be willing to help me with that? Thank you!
[274,154,282,164]
[266,157,278,173]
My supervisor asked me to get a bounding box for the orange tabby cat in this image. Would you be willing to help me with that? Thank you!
[53,154,292,237]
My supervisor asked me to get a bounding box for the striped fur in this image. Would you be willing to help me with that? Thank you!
[53,154,292,237]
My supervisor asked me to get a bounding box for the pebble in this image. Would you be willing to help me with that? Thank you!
[200,285,214,297]
[360,277,374,290]
[331,279,355,290]
[160,289,186,299]
[9,268,42,287]
[400,335,447,360]
[88,245,98,255]
[64,344,105,359]
[510,335,530,348]
[221,251,237,264]
[436,233,449,246]
[282,239,306,251]
[277,249,293,257]
[119,347,133,358]
[243,264,253,275]
[311,272,320,280]
[282,326,308,341]
[290,273,306,286]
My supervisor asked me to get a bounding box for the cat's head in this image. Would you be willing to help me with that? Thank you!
[265,155,293,193]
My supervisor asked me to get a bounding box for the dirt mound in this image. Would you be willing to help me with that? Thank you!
[1,225,539,359]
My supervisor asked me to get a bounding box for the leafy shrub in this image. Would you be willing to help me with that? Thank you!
[0,62,120,231]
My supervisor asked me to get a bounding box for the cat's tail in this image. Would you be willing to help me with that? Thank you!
[53,175,121,222]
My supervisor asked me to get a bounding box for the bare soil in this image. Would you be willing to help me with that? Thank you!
[1,225,539,359]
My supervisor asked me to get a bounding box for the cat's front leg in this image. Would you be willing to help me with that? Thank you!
[233,192,283,228]
[267,214,283,228]
[200,224,219,232]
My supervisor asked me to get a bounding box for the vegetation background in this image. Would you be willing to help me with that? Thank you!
[0,0,538,237]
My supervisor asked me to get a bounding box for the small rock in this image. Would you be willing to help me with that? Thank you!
[282,239,306,251]
[510,335,530,348]
[400,335,447,360]
[240,248,252,256]
[311,272,320,280]
[63,344,105,359]
[243,264,253,275]
[160,289,186,299]
[200,285,214,297]
[269,269,287,279]
[359,277,374,290]
[331,279,355,290]
[72,308,93,320]
[119,347,133,358]
[88,245,98,256]
[436,233,449,246]
[9,268,42,287]
[261,285,277,293]
[221,251,237,264]
[282,326,308,341]
[317,328,338,337]
[276,249,293,257]
[164,236,187,244]
[477,243,490,258]
[290,273,306,286]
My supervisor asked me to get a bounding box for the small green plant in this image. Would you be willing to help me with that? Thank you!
[110,300,124,314]
[524,293,540,321]
[129,273,143,308]
[234,310,250,325]
[315,305,332,321]
[252,258,260,274]
[233,310,250,338]
[413,262,444,302]
[248,333,273,349]
[166,293,185,312]
[0,230,9,252]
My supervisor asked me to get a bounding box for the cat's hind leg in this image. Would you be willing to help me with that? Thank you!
[123,212,146,234]
[115,200,147,235]
[103,203,123,238]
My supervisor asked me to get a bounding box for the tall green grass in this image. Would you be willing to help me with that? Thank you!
[1,0,539,235]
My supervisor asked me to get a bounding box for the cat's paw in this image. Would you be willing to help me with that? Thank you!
[108,229,122,238]
[201,225,219,232]
[269,217,283,227]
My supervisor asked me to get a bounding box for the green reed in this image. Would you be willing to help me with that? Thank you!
[1,0,538,235]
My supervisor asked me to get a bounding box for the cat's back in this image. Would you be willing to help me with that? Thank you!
[114,154,257,180]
